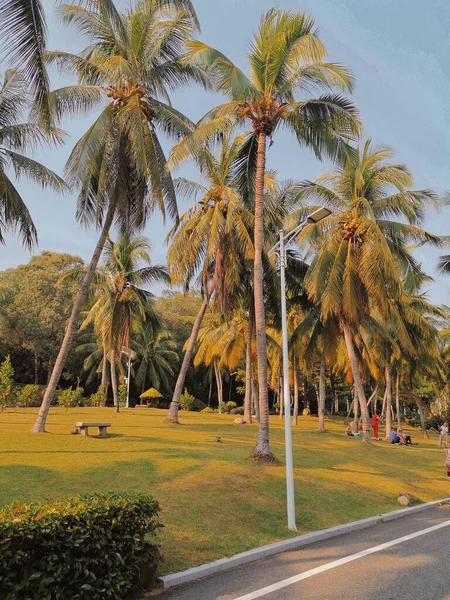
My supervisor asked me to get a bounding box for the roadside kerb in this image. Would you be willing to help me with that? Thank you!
[158,497,450,590]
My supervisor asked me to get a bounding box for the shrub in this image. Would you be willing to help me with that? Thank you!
[179,389,195,411]
[57,387,85,411]
[191,398,206,412]
[119,382,128,408]
[201,407,216,413]
[72,387,86,407]
[17,384,41,408]
[0,356,15,411]
[0,492,161,600]
[90,384,107,408]
[218,401,238,414]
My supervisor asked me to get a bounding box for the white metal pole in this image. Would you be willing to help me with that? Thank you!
[279,229,297,531]
[126,353,131,409]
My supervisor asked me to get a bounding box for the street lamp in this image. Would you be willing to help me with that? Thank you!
[121,350,132,409]
[269,206,332,531]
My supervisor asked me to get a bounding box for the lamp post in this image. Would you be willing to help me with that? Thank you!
[121,350,131,409]
[269,206,332,531]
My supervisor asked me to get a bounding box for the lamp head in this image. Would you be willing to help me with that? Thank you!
[306,207,332,223]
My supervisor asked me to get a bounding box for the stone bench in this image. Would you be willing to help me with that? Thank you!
[75,422,112,438]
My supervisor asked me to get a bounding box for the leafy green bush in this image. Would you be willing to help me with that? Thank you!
[0,356,15,411]
[17,384,41,408]
[0,492,161,600]
[179,390,206,412]
[179,389,195,411]
[72,387,86,406]
[90,384,107,408]
[57,387,85,411]
[201,407,216,413]
[119,382,128,407]
[218,401,238,414]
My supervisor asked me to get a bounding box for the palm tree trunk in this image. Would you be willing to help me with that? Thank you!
[342,321,370,442]
[101,345,108,387]
[385,364,392,440]
[366,383,379,414]
[110,349,119,413]
[208,368,213,407]
[244,310,254,423]
[396,372,401,429]
[293,356,299,426]
[34,352,39,384]
[31,200,116,433]
[214,357,223,406]
[46,359,53,385]
[381,387,387,420]
[252,131,272,460]
[353,388,358,432]
[318,354,326,431]
[166,294,211,423]
[252,376,260,422]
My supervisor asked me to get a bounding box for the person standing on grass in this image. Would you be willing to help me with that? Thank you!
[439,421,449,448]
[371,413,380,440]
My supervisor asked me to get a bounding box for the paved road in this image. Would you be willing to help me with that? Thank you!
[155,506,450,600]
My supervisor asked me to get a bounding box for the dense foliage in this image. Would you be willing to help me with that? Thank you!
[0,493,161,600]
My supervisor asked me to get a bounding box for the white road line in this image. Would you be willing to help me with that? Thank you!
[233,518,450,600]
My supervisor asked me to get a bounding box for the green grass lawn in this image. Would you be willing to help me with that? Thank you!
[0,408,447,574]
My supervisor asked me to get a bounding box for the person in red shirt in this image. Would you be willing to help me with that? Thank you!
[371,413,380,440]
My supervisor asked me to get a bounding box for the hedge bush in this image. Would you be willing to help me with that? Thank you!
[17,384,41,408]
[0,493,161,600]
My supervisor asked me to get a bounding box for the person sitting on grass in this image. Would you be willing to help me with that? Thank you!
[349,420,362,438]
[397,428,413,445]
[389,427,401,444]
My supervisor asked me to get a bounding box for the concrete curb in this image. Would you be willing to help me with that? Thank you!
[158,497,450,589]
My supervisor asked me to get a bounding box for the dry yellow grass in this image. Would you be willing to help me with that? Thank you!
[0,408,446,574]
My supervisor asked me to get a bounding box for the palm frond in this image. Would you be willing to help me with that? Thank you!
[0,0,52,126]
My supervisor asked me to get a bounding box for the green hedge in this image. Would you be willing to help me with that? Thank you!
[0,493,161,599]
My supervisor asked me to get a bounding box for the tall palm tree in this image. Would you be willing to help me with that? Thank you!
[0,70,65,247]
[79,232,169,411]
[168,8,360,459]
[165,134,254,422]
[32,0,204,431]
[302,140,442,442]
[133,326,178,397]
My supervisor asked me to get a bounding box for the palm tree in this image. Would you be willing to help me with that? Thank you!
[0,0,52,125]
[79,232,169,411]
[0,70,65,248]
[302,140,442,442]
[290,306,340,431]
[133,326,178,397]
[32,0,204,431]
[76,332,108,388]
[165,134,254,422]
[168,8,360,459]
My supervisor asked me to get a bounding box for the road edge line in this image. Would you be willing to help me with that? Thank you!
[158,497,450,590]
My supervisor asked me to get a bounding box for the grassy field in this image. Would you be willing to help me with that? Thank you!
[0,408,447,574]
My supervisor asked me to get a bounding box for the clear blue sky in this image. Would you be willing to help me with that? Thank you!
[2,0,450,302]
